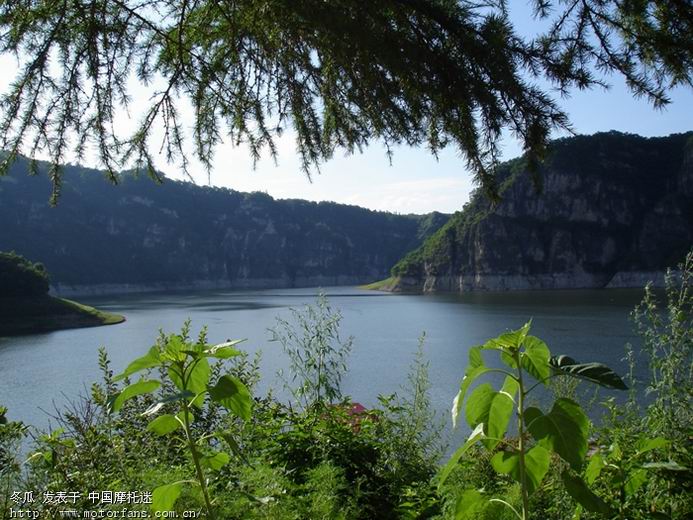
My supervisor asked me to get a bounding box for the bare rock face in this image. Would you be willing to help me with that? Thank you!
[0,157,449,294]
[392,132,693,292]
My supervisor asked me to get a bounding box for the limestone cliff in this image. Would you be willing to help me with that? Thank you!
[391,131,693,292]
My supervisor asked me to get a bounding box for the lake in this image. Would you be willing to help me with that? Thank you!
[0,286,649,445]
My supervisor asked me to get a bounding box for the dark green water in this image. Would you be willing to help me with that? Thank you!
[0,286,648,444]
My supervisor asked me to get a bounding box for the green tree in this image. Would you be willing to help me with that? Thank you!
[0,251,50,297]
[1,1,691,202]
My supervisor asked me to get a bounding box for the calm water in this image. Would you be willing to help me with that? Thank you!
[0,286,648,444]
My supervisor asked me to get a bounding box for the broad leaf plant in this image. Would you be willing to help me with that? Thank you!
[108,326,252,519]
[440,321,628,520]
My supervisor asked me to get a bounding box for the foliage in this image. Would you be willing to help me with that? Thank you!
[0,407,24,476]
[387,333,447,466]
[256,399,438,519]
[0,250,49,297]
[271,292,353,408]
[219,461,356,520]
[578,399,692,520]
[559,251,693,520]
[0,405,26,518]
[107,322,253,519]
[442,321,627,520]
[631,251,692,439]
[1,1,691,201]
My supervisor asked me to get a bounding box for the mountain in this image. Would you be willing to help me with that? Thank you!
[0,156,448,294]
[388,131,693,292]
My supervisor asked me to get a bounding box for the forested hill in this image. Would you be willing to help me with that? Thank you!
[389,131,693,292]
[0,156,448,294]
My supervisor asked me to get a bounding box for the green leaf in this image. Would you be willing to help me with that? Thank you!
[187,357,211,407]
[147,414,180,436]
[483,334,515,352]
[114,346,161,381]
[167,357,210,400]
[465,383,495,428]
[177,409,193,425]
[165,354,210,404]
[561,471,612,515]
[468,346,484,369]
[168,366,185,392]
[455,489,486,520]
[486,376,518,449]
[208,375,252,420]
[204,339,245,358]
[491,445,550,495]
[483,321,532,352]
[109,379,160,413]
[520,336,551,382]
[218,432,251,466]
[438,423,485,490]
[464,378,518,449]
[200,451,230,471]
[635,437,669,457]
[143,391,195,416]
[585,452,605,485]
[500,350,518,369]
[162,335,186,362]
[452,347,489,428]
[151,482,183,513]
[642,461,689,472]
[525,398,589,471]
[624,468,647,497]
[550,355,628,390]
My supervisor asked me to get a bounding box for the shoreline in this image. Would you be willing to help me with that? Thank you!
[364,270,672,293]
[44,271,666,299]
[50,275,385,298]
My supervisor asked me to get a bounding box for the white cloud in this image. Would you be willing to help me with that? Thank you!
[339,177,474,214]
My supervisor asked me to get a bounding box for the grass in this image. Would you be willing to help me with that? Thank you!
[359,276,400,291]
[60,298,126,325]
[0,295,125,336]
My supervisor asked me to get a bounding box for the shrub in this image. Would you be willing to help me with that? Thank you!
[270,292,353,408]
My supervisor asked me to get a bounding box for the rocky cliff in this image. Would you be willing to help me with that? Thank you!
[0,156,448,295]
[390,131,693,292]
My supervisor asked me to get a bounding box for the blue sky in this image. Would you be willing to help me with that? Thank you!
[1,2,691,214]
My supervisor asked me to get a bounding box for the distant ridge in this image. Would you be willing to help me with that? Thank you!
[0,156,448,295]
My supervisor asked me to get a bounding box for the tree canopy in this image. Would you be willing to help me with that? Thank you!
[0,0,691,202]
[0,251,50,297]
